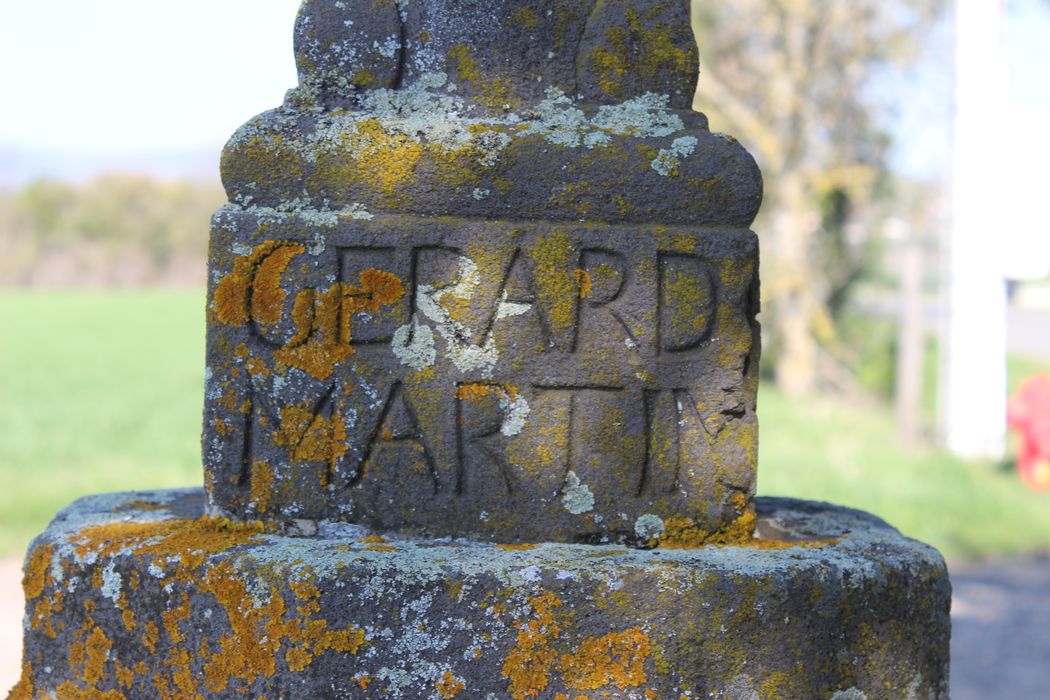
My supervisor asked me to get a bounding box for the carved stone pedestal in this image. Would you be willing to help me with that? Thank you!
[13,490,949,699]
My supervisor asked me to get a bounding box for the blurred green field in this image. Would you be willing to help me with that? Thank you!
[1,290,1048,561]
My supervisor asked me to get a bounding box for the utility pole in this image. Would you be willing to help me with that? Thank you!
[942,0,1008,458]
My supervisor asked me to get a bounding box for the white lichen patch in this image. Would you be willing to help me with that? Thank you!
[100,562,122,604]
[392,319,437,371]
[651,135,698,176]
[634,514,665,540]
[494,292,532,321]
[830,690,868,700]
[408,256,500,376]
[523,88,591,147]
[499,392,530,437]
[592,93,685,137]
[561,471,595,515]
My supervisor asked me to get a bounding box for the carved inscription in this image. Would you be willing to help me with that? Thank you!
[204,214,759,538]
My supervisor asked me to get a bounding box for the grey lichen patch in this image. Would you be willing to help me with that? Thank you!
[651,135,698,176]
[830,690,869,700]
[634,514,665,540]
[561,471,595,515]
[392,319,438,370]
[591,93,685,138]
[522,88,686,148]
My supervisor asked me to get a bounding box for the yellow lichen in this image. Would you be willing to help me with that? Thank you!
[505,6,539,29]
[587,8,694,99]
[527,230,577,340]
[347,118,425,194]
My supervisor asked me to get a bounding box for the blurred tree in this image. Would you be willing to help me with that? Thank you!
[692,0,943,395]
[0,174,223,286]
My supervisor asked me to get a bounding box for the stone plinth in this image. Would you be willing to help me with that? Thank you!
[203,0,764,543]
[12,490,949,699]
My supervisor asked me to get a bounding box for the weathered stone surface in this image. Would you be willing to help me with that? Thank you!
[204,211,759,541]
[12,490,950,700]
[206,0,764,540]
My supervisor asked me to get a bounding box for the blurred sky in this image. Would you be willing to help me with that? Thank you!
[0,0,300,183]
[0,0,1048,186]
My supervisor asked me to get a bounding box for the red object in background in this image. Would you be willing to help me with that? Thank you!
[1007,374,1050,491]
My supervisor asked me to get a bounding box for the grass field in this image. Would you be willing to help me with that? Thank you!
[2,290,1048,561]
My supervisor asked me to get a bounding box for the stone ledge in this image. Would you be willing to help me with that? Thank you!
[12,490,949,699]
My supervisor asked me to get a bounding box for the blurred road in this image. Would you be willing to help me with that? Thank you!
[3,555,1050,697]
[951,555,1050,700]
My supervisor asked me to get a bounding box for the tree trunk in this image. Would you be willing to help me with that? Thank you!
[766,174,824,396]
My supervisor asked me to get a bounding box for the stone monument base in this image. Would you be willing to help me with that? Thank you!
[12,490,949,699]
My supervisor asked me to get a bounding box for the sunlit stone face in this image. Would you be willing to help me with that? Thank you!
[202,0,764,542]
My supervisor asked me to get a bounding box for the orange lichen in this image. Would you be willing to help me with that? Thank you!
[274,286,354,381]
[244,355,271,377]
[31,589,64,638]
[350,268,405,310]
[199,560,367,692]
[364,544,397,553]
[354,673,372,689]
[456,382,520,403]
[51,682,125,700]
[70,516,266,570]
[274,269,403,380]
[114,662,135,689]
[141,621,159,654]
[67,622,112,687]
[162,593,191,645]
[121,606,137,633]
[356,535,388,544]
[574,269,593,299]
[250,461,274,512]
[436,671,466,698]
[8,662,34,700]
[501,592,564,699]
[560,628,651,691]
[502,591,653,697]
[213,242,304,327]
[23,544,52,601]
[274,402,349,474]
[497,543,538,551]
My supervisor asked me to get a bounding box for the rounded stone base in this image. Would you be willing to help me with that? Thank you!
[12,490,949,699]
